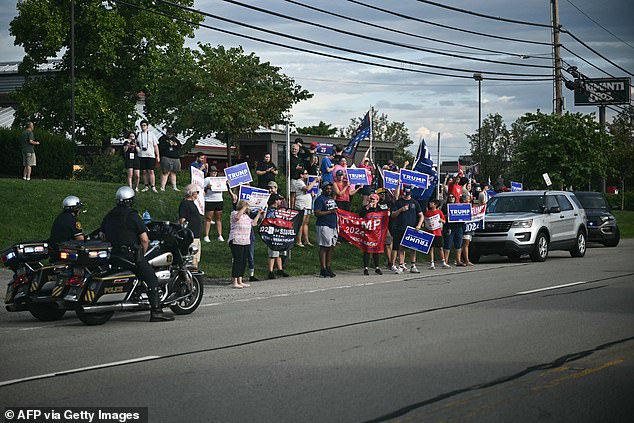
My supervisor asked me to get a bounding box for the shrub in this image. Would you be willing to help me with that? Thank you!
[0,127,75,179]
[74,152,126,183]
[606,192,634,211]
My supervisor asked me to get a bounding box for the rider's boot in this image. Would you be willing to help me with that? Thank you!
[149,288,174,322]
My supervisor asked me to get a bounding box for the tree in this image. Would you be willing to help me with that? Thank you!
[510,111,612,189]
[9,0,202,144]
[296,121,338,136]
[340,109,414,165]
[467,113,513,181]
[608,105,634,191]
[143,44,312,164]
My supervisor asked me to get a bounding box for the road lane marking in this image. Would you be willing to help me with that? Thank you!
[515,281,589,295]
[0,356,160,388]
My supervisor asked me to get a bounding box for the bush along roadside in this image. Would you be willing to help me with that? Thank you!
[606,192,634,211]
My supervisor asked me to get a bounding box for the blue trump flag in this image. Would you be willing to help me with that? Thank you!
[343,111,371,159]
[411,138,438,204]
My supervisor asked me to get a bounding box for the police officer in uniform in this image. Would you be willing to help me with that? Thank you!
[100,186,174,322]
[49,196,85,260]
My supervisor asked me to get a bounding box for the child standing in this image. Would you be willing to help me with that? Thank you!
[424,199,447,269]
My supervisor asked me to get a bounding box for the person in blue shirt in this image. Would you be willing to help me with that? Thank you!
[390,186,424,274]
[320,154,335,183]
[314,181,338,278]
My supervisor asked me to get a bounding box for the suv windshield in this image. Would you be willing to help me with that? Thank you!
[575,193,609,210]
[487,195,545,213]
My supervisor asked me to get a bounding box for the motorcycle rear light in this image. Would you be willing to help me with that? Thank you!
[68,276,84,287]
[14,274,28,285]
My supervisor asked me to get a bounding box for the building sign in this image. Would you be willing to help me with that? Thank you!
[574,78,631,106]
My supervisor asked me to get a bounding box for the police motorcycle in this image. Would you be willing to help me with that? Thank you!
[2,241,70,321]
[63,220,204,325]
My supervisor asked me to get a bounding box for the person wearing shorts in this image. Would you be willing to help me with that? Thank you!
[20,121,39,181]
[424,199,447,269]
[390,186,424,274]
[294,168,319,247]
[314,182,338,278]
[137,120,160,193]
[158,127,182,191]
[203,165,226,242]
[123,131,141,191]
[441,193,465,266]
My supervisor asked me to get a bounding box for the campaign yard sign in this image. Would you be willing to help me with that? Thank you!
[383,170,400,190]
[346,167,370,186]
[464,204,486,232]
[308,176,319,194]
[511,181,523,192]
[224,162,252,188]
[206,177,228,192]
[400,226,434,254]
[447,203,473,222]
[238,185,270,211]
[316,143,334,156]
[190,166,205,215]
[400,169,429,189]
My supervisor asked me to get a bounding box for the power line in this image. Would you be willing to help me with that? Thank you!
[153,0,553,79]
[113,0,551,81]
[564,0,634,51]
[296,76,549,87]
[412,0,552,28]
[561,29,634,77]
[216,0,552,69]
[281,0,552,60]
[345,0,552,46]
[562,46,634,90]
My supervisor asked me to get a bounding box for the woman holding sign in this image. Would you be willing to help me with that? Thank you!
[228,200,264,289]
[441,194,465,267]
[294,168,320,247]
[203,165,226,242]
[333,170,360,211]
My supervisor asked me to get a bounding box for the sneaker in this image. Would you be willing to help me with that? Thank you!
[391,265,402,274]
[173,187,180,191]
[326,268,336,277]
[375,268,383,275]
[134,187,139,192]
[141,186,150,192]
[160,187,166,192]
[210,220,215,225]
[22,177,27,180]
[442,262,451,269]
[276,270,290,277]
[152,186,158,193]
[410,264,420,273]
[217,235,225,242]
[203,236,211,243]
[249,275,259,282]
[429,263,436,270]
[297,243,305,247]
[363,268,370,276]
[267,272,276,280]
[399,263,408,272]
[319,269,329,278]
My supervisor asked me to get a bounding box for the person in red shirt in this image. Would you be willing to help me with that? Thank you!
[424,199,448,269]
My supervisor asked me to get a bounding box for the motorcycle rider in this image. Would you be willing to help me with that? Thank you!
[49,196,85,260]
[100,186,174,322]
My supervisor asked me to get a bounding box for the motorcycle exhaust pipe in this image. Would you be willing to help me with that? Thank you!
[80,303,143,313]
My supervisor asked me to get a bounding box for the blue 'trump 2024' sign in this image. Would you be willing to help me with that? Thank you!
[346,168,370,186]
[400,169,429,189]
[225,162,252,188]
[447,203,472,222]
[400,226,434,254]
[383,170,400,190]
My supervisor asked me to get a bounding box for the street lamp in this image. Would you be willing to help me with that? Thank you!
[473,73,483,175]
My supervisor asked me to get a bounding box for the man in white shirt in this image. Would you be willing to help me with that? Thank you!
[137,119,160,193]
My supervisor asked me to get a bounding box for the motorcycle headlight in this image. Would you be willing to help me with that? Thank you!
[511,219,533,228]
[189,243,199,255]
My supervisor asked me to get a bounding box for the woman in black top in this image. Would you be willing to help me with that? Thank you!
[123,131,141,192]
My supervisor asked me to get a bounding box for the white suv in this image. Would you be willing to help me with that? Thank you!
[471,191,587,262]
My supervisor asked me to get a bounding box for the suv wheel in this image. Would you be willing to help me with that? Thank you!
[570,230,586,257]
[530,232,549,262]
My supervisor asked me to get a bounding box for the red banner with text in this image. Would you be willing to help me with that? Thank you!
[337,210,389,254]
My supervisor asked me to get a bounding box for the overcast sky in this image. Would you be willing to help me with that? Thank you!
[1,0,632,161]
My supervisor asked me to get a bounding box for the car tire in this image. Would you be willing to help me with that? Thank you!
[530,232,549,262]
[603,226,620,247]
[570,230,587,257]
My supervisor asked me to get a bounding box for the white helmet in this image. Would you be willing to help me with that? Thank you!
[62,195,83,212]
[115,186,136,206]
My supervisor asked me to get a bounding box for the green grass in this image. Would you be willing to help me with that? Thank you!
[0,178,366,279]
[613,210,634,239]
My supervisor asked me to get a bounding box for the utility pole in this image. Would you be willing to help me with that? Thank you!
[551,0,564,115]
[473,73,483,174]
[71,0,75,143]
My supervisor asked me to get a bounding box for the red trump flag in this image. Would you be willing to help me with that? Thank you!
[337,209,389,254]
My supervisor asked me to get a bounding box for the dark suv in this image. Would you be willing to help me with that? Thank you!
[572,191,620,247]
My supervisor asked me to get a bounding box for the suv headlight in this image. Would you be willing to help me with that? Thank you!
[511,219,533,228]
[599,216,614,222]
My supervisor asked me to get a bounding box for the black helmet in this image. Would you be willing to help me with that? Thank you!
[115,186,135,206]
[62,195,83,212]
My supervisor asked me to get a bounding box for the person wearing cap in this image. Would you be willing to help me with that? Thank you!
[314,181,338,278]
[158,127,182,191]
[333,168,360,211]
[320,151,335,183]
[294,168,320,247]
[390,185,424,274]
[202,165,227,242]
[267,181,288,208]
[358,193,384,276]
[256,152,278,189]
[332,157,348,179]
[179,184,203,268]
[265,194,291,279]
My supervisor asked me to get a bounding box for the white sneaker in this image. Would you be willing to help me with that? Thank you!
[173,187,180,191]
[410,264,420,273]
[210,220,215,225]
[399,263,408,272]
[203,236,211,243]
[152,187,158,193]
[429,263,436,270]
[134,187,139,192]
[160,187,165,192]
[141,186,150,192]
[391,265,402,274]
[442,262,451,269]
[217,235,225,242]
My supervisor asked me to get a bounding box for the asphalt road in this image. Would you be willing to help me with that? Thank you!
[1,240,633,423]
